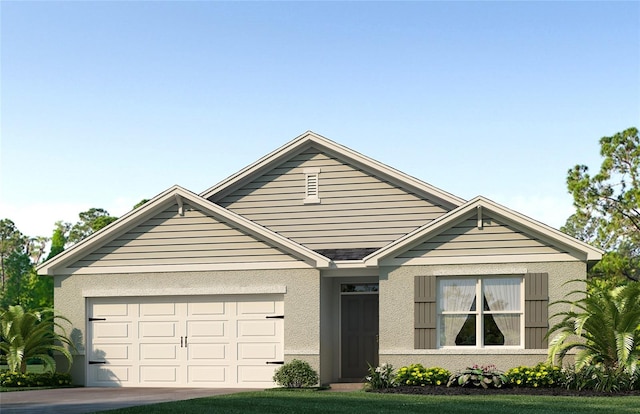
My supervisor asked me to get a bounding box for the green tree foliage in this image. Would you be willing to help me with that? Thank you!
[46,221,70,261]
[563,127,640,281]
[0,305,74,373]
[547,280,640,376]
[0,219,28,291]
[67,208,117,245]
[133,199,150,209]
[0,221,54,310]
[1,252,35,309]
[27,236,49,264]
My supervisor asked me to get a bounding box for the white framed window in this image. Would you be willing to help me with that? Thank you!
[303,167,321,204]
[437,276,523,348]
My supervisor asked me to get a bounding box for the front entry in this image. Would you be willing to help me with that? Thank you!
[341,292,379,379]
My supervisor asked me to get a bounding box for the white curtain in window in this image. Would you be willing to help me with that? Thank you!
[439,279,476,346]
[484,278,521,345]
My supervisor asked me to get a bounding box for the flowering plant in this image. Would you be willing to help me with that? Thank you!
[506,364,562,388]
[447,364,508,388]
[365,363,395,389]
[395,364,450,386]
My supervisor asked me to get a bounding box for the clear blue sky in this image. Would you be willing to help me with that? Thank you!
[1,1,639,239]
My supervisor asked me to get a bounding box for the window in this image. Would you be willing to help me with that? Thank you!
[437,277,523,348]
[341,283,379,293]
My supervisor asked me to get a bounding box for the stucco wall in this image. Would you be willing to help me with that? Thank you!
[378,261,585,372]
[53,268,321,385]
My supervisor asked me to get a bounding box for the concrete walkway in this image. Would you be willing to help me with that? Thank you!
[0,387,260,414]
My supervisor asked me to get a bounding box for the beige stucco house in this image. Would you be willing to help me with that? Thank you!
[37,131,602,388]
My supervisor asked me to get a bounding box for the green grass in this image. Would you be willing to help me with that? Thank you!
[98,390,640,414]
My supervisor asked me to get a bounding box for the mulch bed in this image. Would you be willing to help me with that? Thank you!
[375,385,640,397]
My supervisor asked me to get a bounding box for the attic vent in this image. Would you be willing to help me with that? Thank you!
[304,168,321,204]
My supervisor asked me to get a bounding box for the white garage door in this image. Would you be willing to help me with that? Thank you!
[86,294,284,387]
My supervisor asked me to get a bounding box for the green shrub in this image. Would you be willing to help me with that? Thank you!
[395,364,450,387]
[448,364,508,389]
[0,305,75,374]
[273,359,318,388]
[365,363,395,389]
[0,371,72,388]
[560,364,640,392]
[506,364,562,388]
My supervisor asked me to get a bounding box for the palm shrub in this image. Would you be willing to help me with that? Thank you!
[547,280,640,378]
[0,305,74,374]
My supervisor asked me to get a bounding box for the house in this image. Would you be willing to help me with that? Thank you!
[37,131,602,388]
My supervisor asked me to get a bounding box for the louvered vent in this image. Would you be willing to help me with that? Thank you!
[304,168,321,204]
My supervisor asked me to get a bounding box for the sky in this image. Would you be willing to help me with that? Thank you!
[1,1,639,241]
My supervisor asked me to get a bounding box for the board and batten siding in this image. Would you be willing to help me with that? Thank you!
[399,212,575,260]
[212,148,451,251]
[67,203,300,269]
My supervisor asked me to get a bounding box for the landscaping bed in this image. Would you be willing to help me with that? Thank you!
[376,385,640,397]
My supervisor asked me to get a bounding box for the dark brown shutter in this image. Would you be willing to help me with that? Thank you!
[415,276,437,349]
[525,272,549,349]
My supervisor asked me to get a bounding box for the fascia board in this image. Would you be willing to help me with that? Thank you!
[364,196,603,266]
[37,185,188,275]
[190,193,332,268]
[38,185,331,275]
[471,197,604,261]
[200,131,465,208]
[314,136,465,208]
[363,200,473,266]
[200,131,316,199]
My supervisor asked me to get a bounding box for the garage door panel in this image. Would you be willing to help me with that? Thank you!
[237,365,278,383]
[238,320,278,337]
[139,321,178,338]
[140,365,179,383]
[238,342,279,359]
[140,343,178,360]
[96,366,129,383]
[93,344,129,360]
[140,302,177,317]
[93,303,130,317]
[93,322,130,339]
[187,320,225,337]
[188,343,227,360]
[238,300,276,315]
[188,365,227,383]
[188,301,225,315]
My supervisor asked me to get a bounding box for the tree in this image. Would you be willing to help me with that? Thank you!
[0,252,34,309]
[27,236,49,264]
[46,221,71,261]
[0,219,27,291]
[547,279,640,376]
[67,208,117,245]
[133,199,150,209]
[0,305,74,373]
[563,127,640,281]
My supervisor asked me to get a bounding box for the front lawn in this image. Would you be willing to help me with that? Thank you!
[99,389,640,414]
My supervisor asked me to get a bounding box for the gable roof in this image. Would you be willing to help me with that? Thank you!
[37,185,331,275]
[200,131,465,209]
[363,196,603,266]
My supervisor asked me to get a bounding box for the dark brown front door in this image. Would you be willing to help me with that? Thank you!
[341,294,379,379]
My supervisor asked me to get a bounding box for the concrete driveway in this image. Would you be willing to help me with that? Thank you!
[0,387,260,414]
